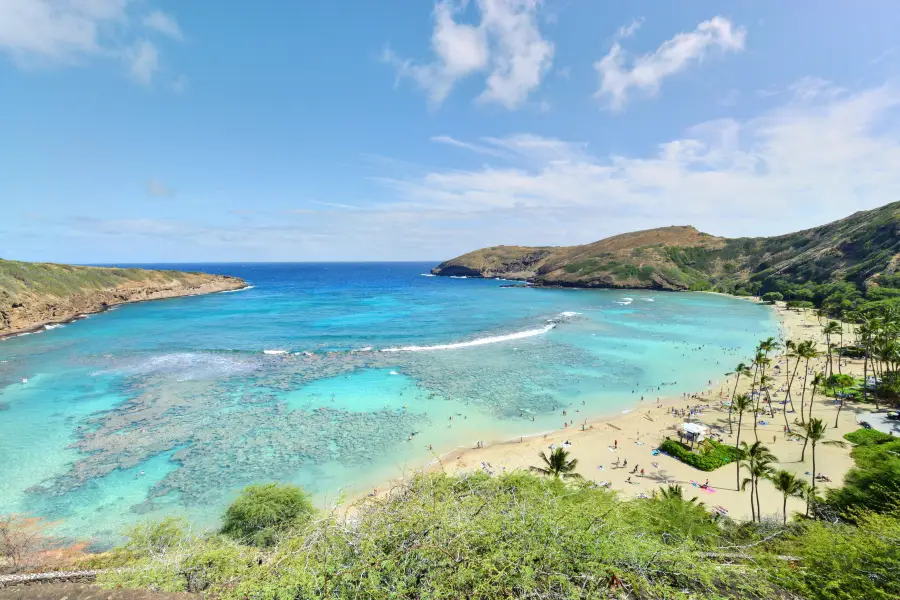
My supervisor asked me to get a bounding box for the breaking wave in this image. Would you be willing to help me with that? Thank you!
[381,312,580,353]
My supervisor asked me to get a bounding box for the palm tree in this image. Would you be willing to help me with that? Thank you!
[823,321,842,379]
[657,484,696,503]
[726,362,752,434]
[795,341,819,426]
[752,363,770,442]
[740,441,777,522]
[828,373,855,427]
[794,418,846,496]
[770,470,804,524]
[530,447,582,479]
[783,340,798,413]
[758,337,781,361]
[733,393,752,448]
[807,372,825,422]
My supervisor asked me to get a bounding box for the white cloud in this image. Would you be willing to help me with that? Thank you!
[431,135,511,157]
[616,18,643,40]
[385,0,553,109]
[128,40,159,85]
[0,0,182,86]
[142,10,182,41]
[596,16,746,110]
[378,81,900,247]
[0,0,124,62]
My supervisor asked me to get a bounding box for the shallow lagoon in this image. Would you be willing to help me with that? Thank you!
[0,263,777,541]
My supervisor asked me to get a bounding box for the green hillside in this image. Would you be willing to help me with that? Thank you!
[432,201,900,310]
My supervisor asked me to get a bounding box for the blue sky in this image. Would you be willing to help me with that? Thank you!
[2,1,900,263]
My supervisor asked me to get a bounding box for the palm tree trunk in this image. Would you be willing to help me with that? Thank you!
[838,327,844,375]
[735,411,743,447]
[835,400,843,428]
[787,356,801,414]
[727,374,741,434]
[755,477,762,522]
[863,349,869,404]
[783,495,788,524]
[811,441,817,497]
[749,480,756,522]
[799,358,810,425]
[809,383,817,422]
[781,392,791,433]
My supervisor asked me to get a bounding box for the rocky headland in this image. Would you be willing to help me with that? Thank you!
[432,201,900,292]
[0,259,246,338]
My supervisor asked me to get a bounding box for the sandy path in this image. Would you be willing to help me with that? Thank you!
[369,302,866,523]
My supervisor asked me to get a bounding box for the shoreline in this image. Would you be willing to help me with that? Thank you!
[0,278,249,341]
[360,301,865,522]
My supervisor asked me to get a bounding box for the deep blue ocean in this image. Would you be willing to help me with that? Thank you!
[0,263,777,541]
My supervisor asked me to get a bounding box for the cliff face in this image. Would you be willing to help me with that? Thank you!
[432,201,900,291]
[0,260,246,337]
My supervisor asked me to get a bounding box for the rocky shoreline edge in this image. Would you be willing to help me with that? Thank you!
[0,276,248,341]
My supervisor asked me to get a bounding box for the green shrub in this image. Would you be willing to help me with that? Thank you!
[761,291,783,303]
[844,428,893,446]
[659,439,742,471]
[96,472,900,599]
[786,300,815,309]
[767,507,900,600]
[221,483,315,546]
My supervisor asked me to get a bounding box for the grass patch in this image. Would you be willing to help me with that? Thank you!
[844,428,894,446]
[659,439,742,471]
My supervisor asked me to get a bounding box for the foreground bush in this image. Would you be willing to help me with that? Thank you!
[221,483,315,547]
[659,439,741,471]
[100,473,777,598]
[96,473,900,599]
[827,436,900,516]
[767,506,900,600]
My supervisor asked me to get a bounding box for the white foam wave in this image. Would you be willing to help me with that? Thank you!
[380,311,580,352]
[263,349,288,355]
[622,297,633,301]
[220,285,254,294]
[639,298,654,302]
[381,324,555,352]
[615,300,632,306]
[15,332,32,337]
[44,324,65,331]
[449,275,469,279]
[419,273,435,277]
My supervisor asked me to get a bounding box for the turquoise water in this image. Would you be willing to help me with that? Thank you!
[0,263,777,542]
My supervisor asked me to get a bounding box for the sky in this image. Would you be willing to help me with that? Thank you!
[2,1,900,263]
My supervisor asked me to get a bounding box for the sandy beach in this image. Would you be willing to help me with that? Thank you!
[370,300,866,523]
